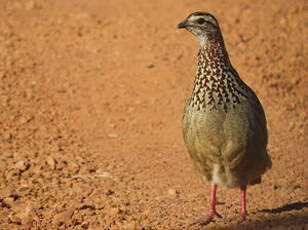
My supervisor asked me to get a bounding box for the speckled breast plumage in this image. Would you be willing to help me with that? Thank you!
[182,41,271,188]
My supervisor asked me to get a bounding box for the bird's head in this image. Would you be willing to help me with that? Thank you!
[177,12,221,46]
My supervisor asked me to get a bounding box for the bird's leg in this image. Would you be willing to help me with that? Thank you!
[199,185,222,225]
[208,185,222,218]
[240,185,247,218]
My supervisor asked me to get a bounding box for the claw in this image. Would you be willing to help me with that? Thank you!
[190,185,223,226]
[240,209,248,221]
[199,210,222,225]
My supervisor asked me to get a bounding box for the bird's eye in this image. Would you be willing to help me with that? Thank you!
[196,18,206,24]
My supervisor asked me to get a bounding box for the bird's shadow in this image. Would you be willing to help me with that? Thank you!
[191,201,308,230]
[259,201,308,214]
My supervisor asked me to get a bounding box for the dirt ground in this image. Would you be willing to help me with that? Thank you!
[0,0,307,229]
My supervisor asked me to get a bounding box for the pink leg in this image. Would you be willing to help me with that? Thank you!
[209,185,220,216]
[240,186,247,218]
[201,185,222,225]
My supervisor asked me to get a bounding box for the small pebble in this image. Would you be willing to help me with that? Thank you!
[46,156,56,169]
[168,188,177,196]
[15,160,29,171]
[95,172,112,179]
[107,133,119,138]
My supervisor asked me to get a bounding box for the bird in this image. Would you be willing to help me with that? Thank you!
[177,12,272,225]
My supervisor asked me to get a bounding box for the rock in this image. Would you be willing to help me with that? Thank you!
[147,64,155,69]
[3,132,11,140]
[25,1,36,10]
[2,197,15,207]
[105,189,115,196]
[95,172,112,179]
[14,160,30,172]
[72,174,87,179]
[81,221,89,228]
[8,214,21,224]
[123,221,136,230]
[107,133,119,138]
[0,71,5,79]
[53,205,77,226]
[280,17,286,26]
[46,156,56,169]
[297,157,304,164]
[18,116,28,124]
[0,187,15,198]
[288,121,295,131]
[167,188,177,196]
[108,207,119,218]
[15,204,34,226]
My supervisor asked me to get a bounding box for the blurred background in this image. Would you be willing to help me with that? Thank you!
[0,0,307,229]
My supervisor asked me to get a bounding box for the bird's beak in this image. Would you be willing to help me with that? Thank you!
[177,20,187,29]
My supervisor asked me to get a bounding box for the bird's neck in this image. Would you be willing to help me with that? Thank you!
[198,33,229,63]
[196,35,231,84]
[188,34,247,111]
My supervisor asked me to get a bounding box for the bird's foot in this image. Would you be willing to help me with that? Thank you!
[240,211,246,218]
[190,210,222,226]
[201,210,222,225]
[240,210,248,221]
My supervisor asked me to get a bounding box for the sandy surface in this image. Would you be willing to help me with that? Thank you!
[0,0,307,229]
